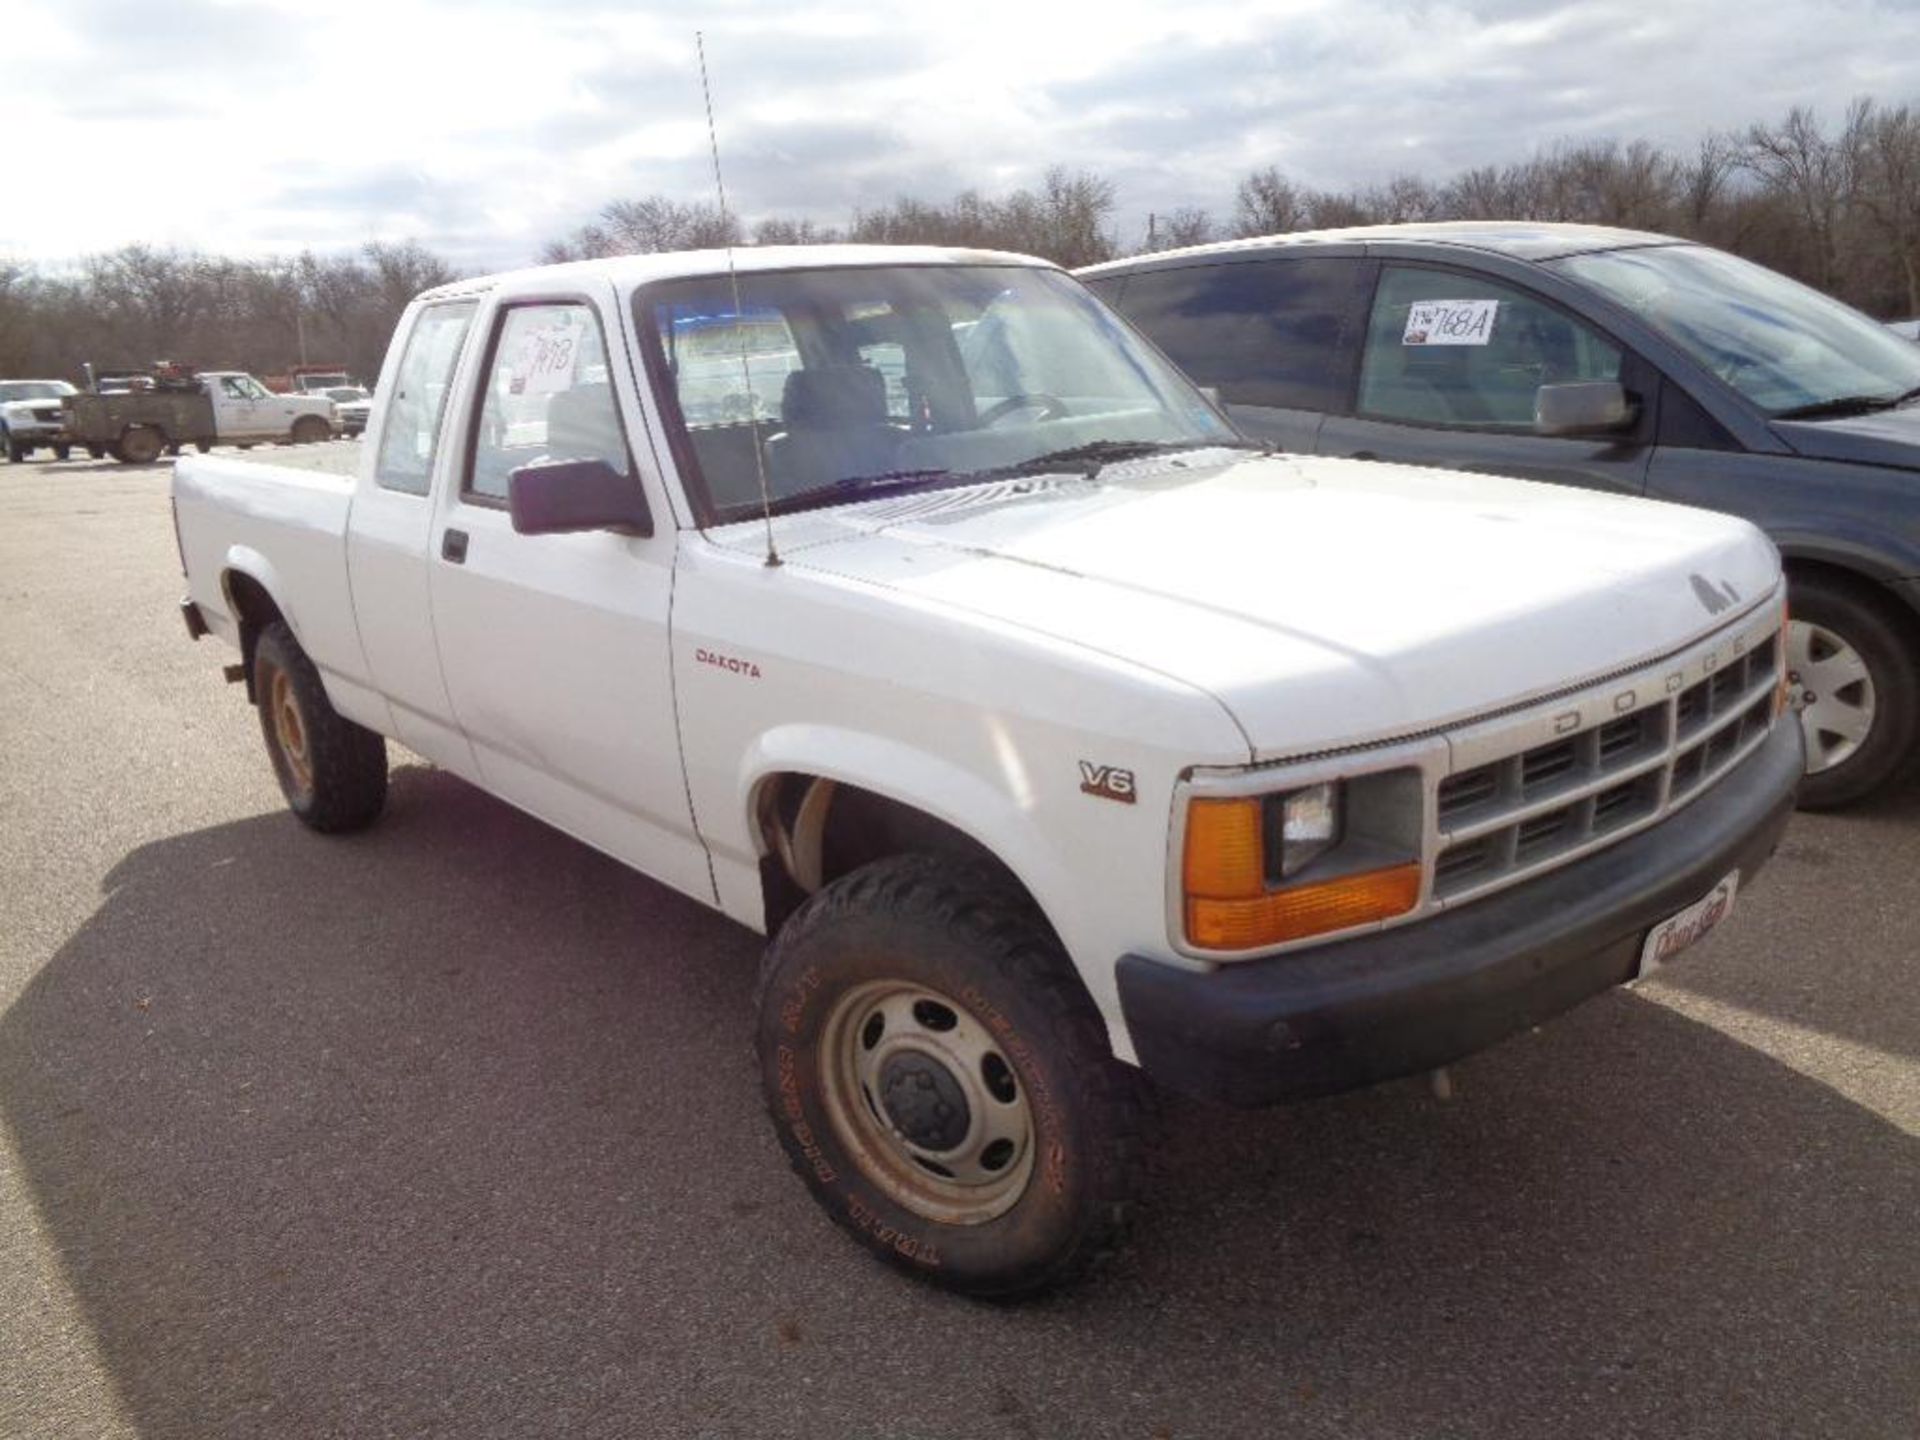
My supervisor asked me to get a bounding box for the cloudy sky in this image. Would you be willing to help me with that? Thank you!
[7,0,1920,271]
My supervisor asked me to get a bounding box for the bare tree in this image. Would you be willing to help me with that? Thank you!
[546,196,743,261]
[1141,206,1216,252]
[1232,167,1308,237]
[1856,104,1920,314]
[1742,101,1870,290]
[752,216,841,245]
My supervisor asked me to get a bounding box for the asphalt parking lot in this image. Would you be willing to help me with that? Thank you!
[2,446,1916,1439]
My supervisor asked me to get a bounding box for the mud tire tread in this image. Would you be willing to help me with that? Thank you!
[754,853,1149,1298]
[253,620,388,833]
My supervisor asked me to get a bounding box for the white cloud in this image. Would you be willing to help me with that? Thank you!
[3,0,1918,270]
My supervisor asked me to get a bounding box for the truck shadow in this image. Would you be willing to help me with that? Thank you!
[3,765,1915,1437]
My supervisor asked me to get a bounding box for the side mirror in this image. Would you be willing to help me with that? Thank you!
[1535,381,1635,437]
[507,458,653,537]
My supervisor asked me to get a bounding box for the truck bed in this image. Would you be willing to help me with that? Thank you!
[172,450,366,714]
[246,439,362,477]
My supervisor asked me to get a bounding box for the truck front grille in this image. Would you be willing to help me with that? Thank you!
[1432,620,1781,904]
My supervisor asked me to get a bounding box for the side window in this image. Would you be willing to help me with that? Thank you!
[219,377,250,400]
[1106,258,1369,411]
[468,302,631,503]
[1358,267,1623,429]
[375,301,477,495]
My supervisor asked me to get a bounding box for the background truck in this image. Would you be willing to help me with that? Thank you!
[0,379,79,461]
[170,245,1801,1296]
[66,367,335,462]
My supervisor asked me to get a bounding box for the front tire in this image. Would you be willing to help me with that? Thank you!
[252,621,388,831]
[1788,572,1920,808]
[292,415,330,445]
[755,855,1145,1297]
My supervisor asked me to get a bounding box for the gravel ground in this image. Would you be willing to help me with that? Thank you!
[2,447,1917,1439]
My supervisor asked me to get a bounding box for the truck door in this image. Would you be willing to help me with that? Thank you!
[424,286,712,905]
[212,375,261,438]
[1315,264,1655,496]
[345,299,481,772]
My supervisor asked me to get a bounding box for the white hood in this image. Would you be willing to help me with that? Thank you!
[727,453,1781,762]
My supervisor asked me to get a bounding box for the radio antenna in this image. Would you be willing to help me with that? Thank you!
[697,30,780,567]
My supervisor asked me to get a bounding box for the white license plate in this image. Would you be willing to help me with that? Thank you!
[1637,870,1740,978]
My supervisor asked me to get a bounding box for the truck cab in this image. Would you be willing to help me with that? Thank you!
[199,371,336,443]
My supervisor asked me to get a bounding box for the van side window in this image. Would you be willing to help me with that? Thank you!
[468,302,632,503]
[1358,267,1623,429]
[375,301,478,496]
[1106,258,1370,412]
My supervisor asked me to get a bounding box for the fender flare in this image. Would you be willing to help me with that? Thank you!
[738,723,1077,945]
[219,544,296,638]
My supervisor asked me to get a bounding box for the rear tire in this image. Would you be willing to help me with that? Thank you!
[0,427,17,464]
[252,620,389,832]
[755,854,1146,1297]
[1788,572,1920,809]
[114,426,164,464]
[52,443,71,461]
[85,445,105,460]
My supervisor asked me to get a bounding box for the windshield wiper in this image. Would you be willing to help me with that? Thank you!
[1772,392,1910,421]
[966,437,1270,483]
[759,468,954,518]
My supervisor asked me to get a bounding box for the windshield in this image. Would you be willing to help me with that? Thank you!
[639,264,1234,521]
[0,380,76,402]
[1553,244,1920,417]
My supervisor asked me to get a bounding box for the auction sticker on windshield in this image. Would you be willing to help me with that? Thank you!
[1636,870,1739,979]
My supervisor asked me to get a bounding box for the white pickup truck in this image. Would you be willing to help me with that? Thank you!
[172,245,1802,1296]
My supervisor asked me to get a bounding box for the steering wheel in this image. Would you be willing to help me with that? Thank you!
[978,393,1068,427]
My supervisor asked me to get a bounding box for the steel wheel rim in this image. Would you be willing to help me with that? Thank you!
[818,980,1035,1225]
[1787,618,1877,773]
[269,669,314,796]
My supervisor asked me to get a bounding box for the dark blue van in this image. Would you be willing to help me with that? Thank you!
[1082,224,1920,807]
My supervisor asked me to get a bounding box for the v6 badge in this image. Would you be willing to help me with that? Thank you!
[1078,761,1136,804]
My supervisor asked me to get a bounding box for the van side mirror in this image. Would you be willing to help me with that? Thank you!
[507,458,654,537]
[1535,381,1635,437]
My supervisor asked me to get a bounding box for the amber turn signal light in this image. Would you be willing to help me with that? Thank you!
[1182,797,1266,899]
[1185,862,1422,951]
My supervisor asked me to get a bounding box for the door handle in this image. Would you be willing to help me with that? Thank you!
[441,528,469,564]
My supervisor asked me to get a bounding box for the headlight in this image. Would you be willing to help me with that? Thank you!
[1272,782,1340,877]
[1181,772,1423,952]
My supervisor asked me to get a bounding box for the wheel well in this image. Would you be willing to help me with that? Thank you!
[223,571,285,702]
[1784,558,1920,649]
[755,774,1026,933]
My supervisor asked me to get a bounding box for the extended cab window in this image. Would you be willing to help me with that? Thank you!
[468,302,634,503]
[1102,257,1369,411]
[1358,267,1622,429]
[376,301,477,495]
